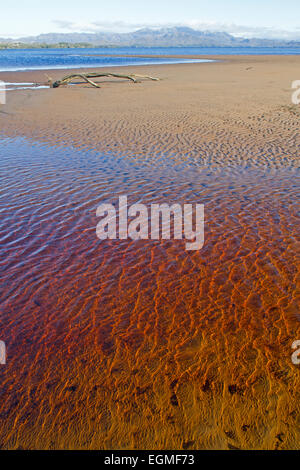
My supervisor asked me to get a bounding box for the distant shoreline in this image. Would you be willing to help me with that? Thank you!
[0,43,96,50]
[1,43,300,50]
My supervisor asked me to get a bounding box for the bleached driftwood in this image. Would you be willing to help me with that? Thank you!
[47,72,159,88]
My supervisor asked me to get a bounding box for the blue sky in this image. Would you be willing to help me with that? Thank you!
[1,0,300,39]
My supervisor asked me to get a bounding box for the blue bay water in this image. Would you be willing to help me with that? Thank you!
[0,46,299,72]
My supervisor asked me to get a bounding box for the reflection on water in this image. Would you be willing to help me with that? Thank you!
[0,137,299,450]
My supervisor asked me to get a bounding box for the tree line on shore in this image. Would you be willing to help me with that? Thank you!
[0,42,95,50]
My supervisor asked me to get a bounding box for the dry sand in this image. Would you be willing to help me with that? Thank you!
[0,56,299,450]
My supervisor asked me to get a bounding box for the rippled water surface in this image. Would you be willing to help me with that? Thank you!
[0,137,299,449]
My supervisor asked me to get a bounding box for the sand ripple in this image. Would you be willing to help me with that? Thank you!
[0,136,299,449]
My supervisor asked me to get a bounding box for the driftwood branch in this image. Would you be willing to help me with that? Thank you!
[47,72,159,88]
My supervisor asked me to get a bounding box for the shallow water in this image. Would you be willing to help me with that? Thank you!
[0,49,213,72]
[0,136,299,449]
[0,82,50,91]
[1,45,300,72]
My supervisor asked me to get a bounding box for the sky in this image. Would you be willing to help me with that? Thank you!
[1,0,300,40]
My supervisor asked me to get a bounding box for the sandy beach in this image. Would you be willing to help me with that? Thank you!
[0,55,299,450]
[1,56,300,164]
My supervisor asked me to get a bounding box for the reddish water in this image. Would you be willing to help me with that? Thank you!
[0,137,299,449]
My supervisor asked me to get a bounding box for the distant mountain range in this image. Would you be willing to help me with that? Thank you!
[1,27,300,48]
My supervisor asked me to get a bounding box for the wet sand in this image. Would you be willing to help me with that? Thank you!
[0,56,299,450]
